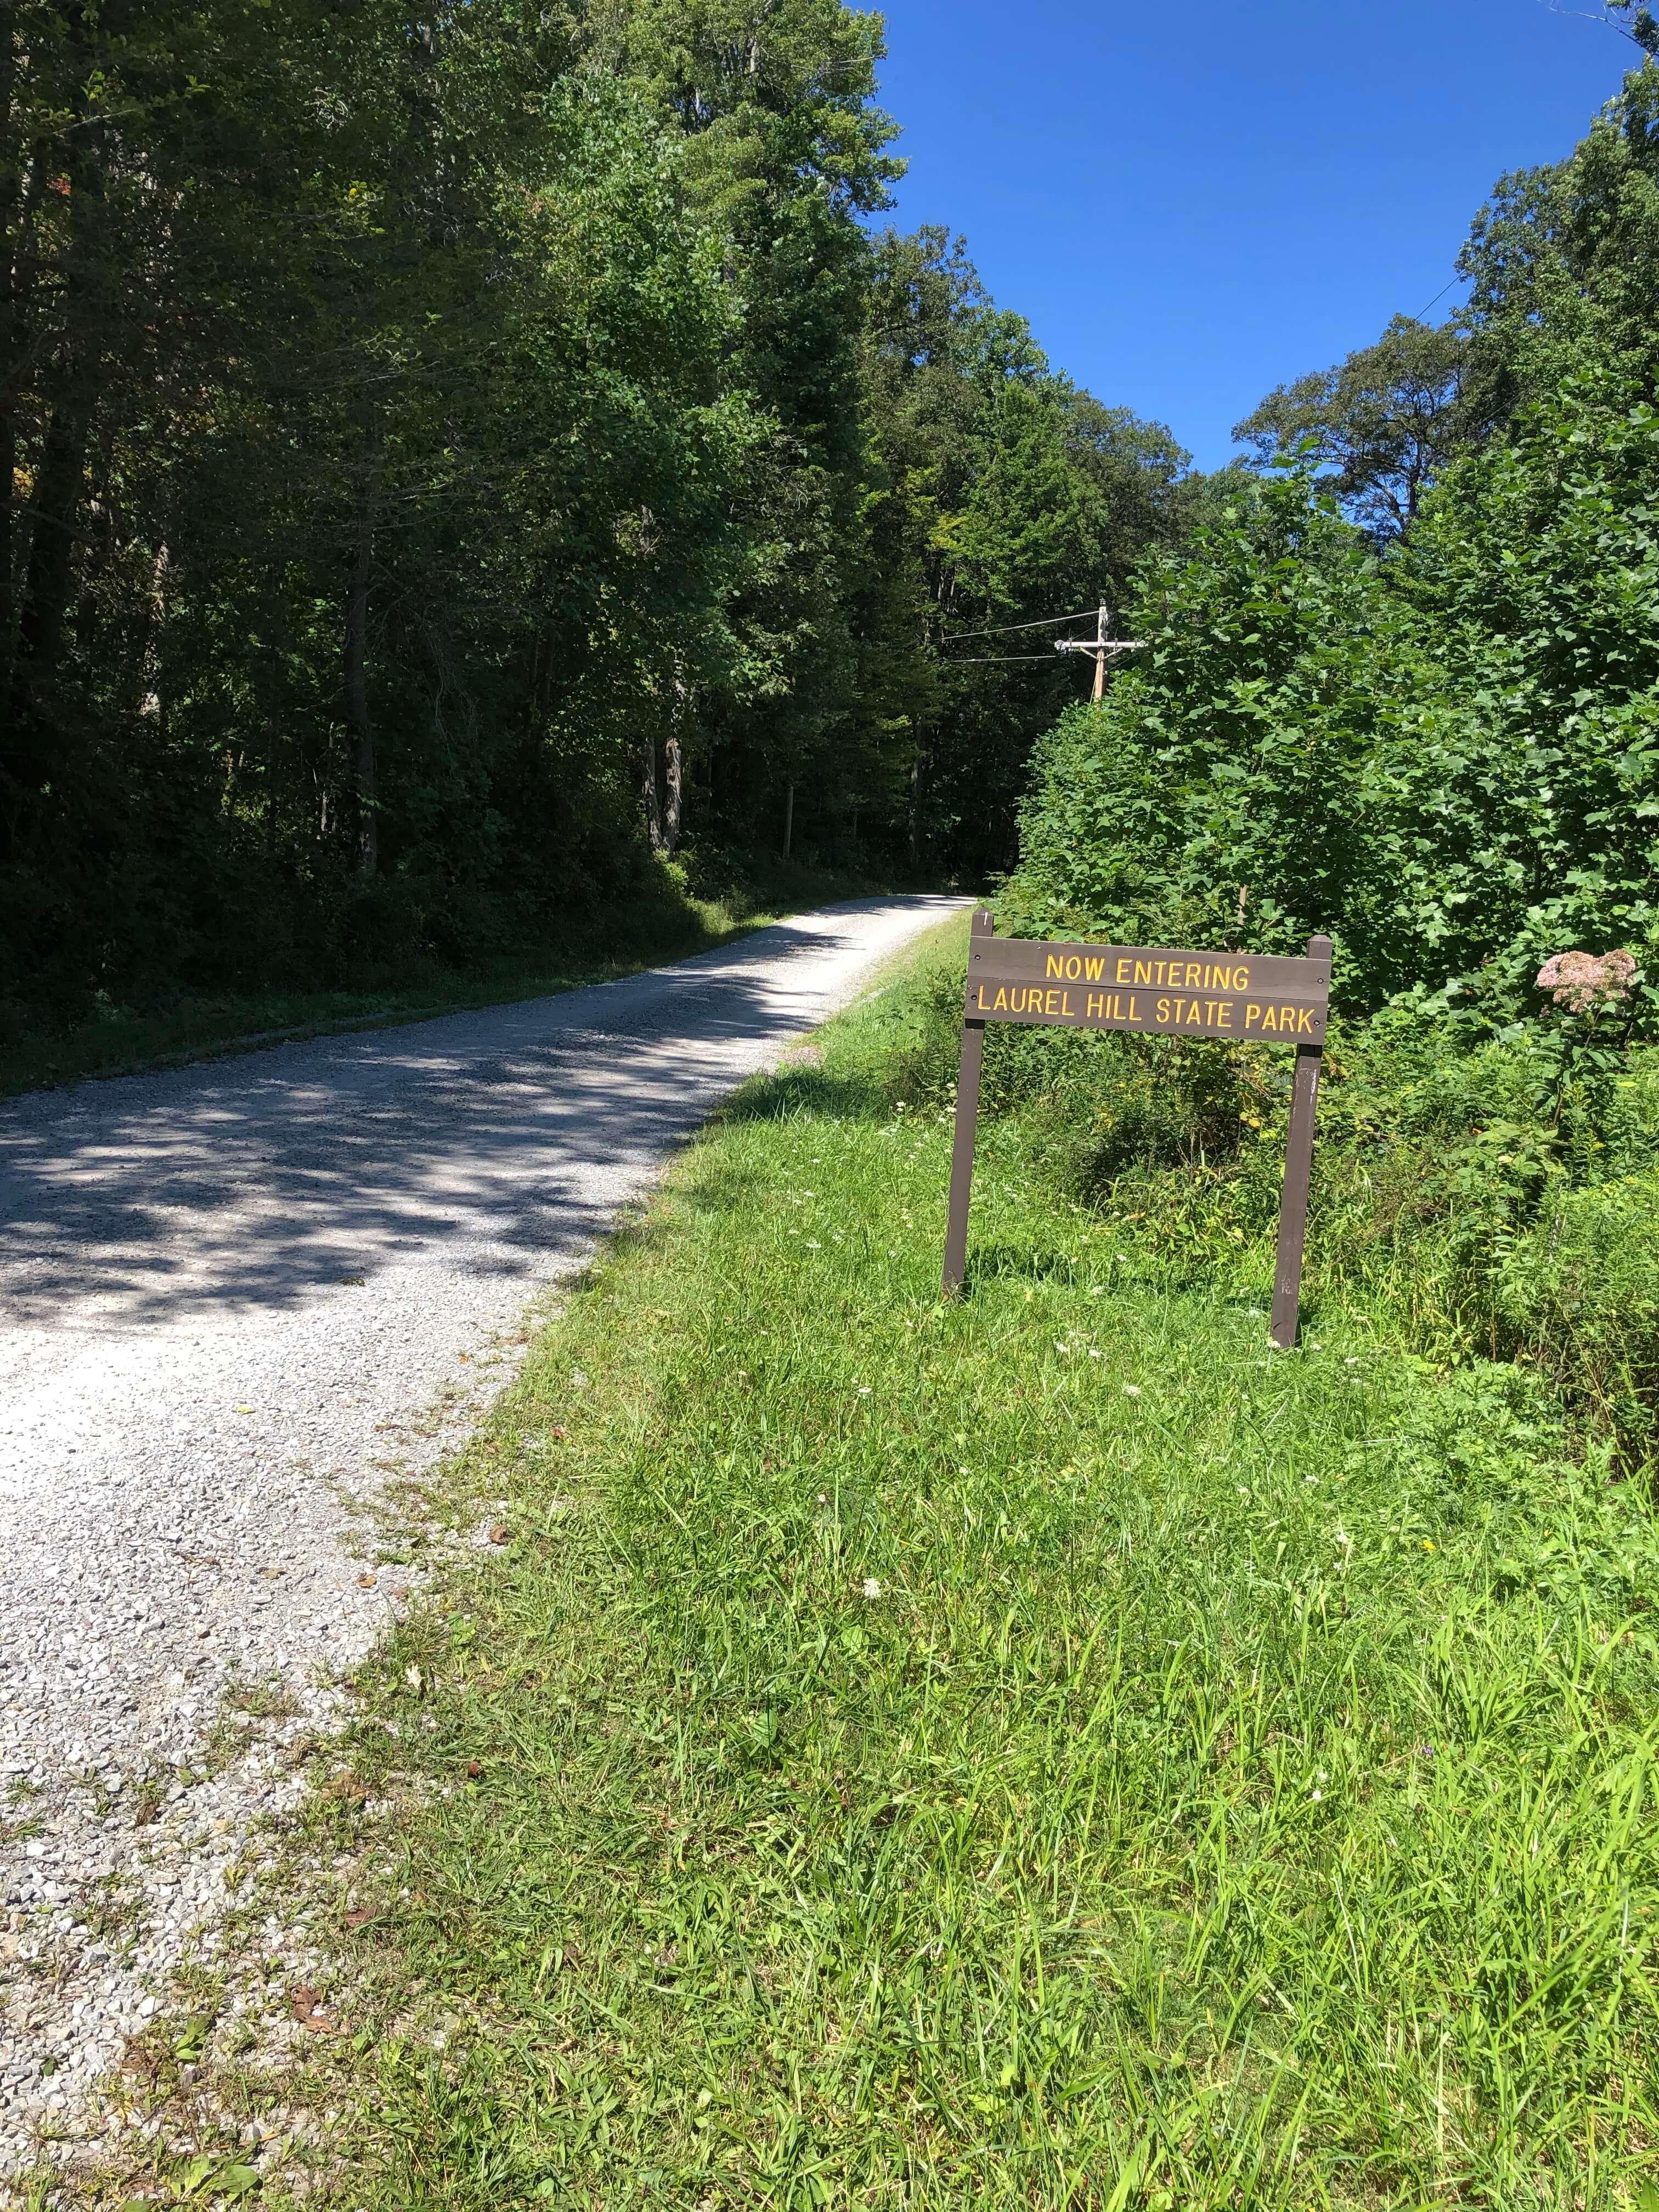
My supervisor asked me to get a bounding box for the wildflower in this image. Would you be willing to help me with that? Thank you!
[1311,1790,1323,1803]
[861,1577,882,1600]
[1537,947,1635,1012]
[1122,1384,1142,1398]
[856,1385,871,1396]
[1423,1539,1436,1552]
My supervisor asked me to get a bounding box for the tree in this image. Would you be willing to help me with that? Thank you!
[1233,315,1474,537]
[1459,54,1659,417]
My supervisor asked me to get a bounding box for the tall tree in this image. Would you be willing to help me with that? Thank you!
[1233,315,1475,537]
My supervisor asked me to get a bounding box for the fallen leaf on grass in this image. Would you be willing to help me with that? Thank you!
[488,1523,509,1545]
[289,1986,334,2032]
[342,1905,376,1928]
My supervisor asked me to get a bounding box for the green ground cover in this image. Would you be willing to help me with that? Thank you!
[0,873,831,1098]
[288,917,1659,2208]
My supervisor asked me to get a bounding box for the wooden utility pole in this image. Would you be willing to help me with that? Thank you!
[1055,605,1143,690]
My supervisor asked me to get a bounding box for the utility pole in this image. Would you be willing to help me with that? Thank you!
[1054,603,1143,692]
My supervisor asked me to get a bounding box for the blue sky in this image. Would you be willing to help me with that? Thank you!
[870,1,1638,469]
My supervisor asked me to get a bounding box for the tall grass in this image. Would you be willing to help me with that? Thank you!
[272,919,1659,2209]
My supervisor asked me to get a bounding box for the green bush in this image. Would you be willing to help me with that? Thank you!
[1005,376,1659,1029]
[882,927,1659,1468]
[1498,1175,1659,1464]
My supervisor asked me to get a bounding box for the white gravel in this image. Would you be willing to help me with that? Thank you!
[0,895,961,2174]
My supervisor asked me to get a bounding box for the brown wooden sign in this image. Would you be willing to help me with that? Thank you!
[943,912,1332,1348]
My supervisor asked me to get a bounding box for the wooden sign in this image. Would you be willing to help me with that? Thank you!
[943,911,1333,1348]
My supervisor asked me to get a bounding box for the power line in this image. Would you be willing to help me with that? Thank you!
[945,652,1075,664]
[1414,273,1464,321]
[940,607,1101,644]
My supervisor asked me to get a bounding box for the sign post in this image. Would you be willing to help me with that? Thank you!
[942,910,992,1293]
[941,918,1333,1347]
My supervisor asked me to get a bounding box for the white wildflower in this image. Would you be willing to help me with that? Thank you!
[861,1577,882,1600]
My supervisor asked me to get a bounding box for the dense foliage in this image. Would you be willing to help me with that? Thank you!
[0,0,1189,1030]
[1010,58,1659,1042]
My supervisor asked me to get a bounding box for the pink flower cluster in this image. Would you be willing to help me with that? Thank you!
[1535,947,1637,1012]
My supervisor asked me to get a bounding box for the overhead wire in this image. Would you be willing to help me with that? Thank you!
[940,606,1102,644]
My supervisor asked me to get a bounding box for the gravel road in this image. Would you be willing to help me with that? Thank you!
[0,894,962,2174]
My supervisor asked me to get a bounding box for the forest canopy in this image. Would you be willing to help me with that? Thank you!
[0,0,1190,1026]
[8,4,1658,1046]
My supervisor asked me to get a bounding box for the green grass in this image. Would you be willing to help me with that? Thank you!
[281,918,1659,2208]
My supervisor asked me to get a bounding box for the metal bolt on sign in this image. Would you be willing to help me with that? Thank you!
[941,910,1333,1348]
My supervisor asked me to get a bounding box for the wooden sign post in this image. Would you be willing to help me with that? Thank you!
[942,911,1333,1348]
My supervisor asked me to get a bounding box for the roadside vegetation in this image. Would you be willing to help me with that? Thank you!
[229,916,1659,2210]
[0,861,856,1098]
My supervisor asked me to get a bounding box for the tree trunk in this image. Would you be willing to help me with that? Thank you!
[345,437,380,875]
[663,729,683,855]
[642,727,663,852]
[0,2,19,692]
[782,778,795,861]
[661,657,690,855]
[9,88,111,812]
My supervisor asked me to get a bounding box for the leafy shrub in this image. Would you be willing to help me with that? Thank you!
[1005,377,1659,1030]
[882,931,1659,1467]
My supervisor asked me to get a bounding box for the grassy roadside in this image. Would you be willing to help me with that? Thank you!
[262,918,1659,2207]
[0,862,876,1098]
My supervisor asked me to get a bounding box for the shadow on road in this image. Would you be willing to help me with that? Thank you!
[0,902,956,1330]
